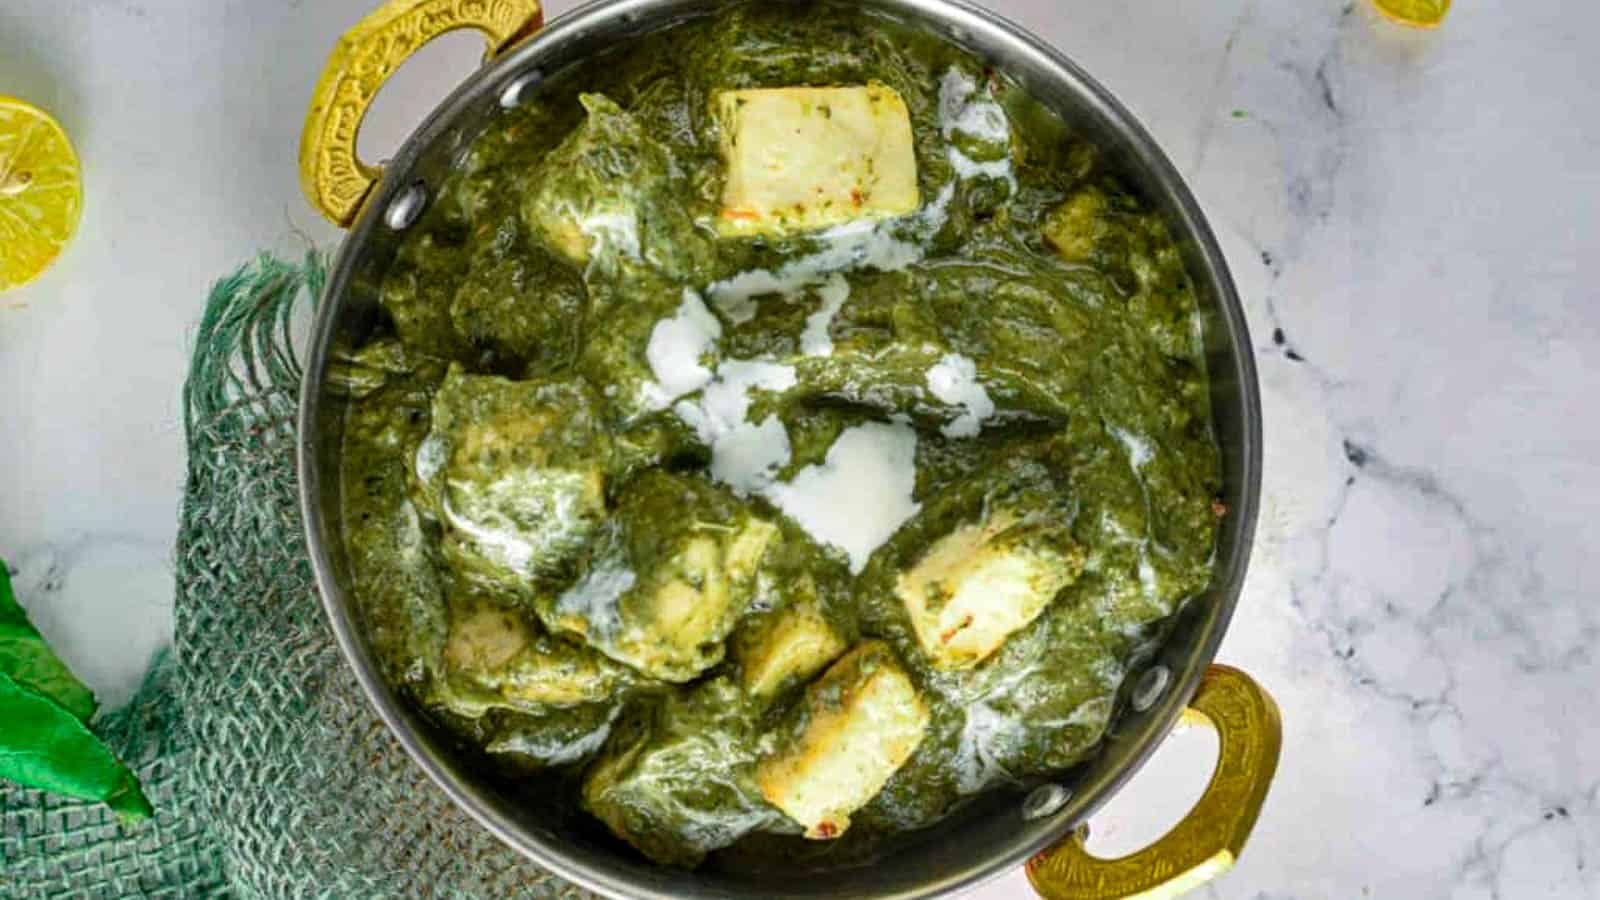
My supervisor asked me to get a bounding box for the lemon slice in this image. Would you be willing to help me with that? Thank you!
[1373,0,1451,28]
[0,96,83,292]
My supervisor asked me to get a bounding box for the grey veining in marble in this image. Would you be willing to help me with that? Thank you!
[1,0,1596,896]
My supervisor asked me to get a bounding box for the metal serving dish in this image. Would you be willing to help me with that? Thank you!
[295,1,1277,897]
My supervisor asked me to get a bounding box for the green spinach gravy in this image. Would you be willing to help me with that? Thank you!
[336,1,1221,870]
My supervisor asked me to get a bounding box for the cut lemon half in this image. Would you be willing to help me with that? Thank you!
[1373,0,1451,28]
[0,96,83,292]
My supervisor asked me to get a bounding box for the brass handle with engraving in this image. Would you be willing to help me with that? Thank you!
[299,0,544,226]
[1027,665,1282,899]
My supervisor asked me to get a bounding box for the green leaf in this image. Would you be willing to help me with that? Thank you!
[0,671,153,823]
[0,561,98,722]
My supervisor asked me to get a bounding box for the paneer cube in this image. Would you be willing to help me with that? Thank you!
[1042,187,1112,263]
[715,84,920,237]
[896,507,1086,670]
[518,92,713,283]
[416,368,611,595]
[444,603,529,672]
[523,93,709,277]
[433,601,640,716]
[524,94,657,266]
[734,576,849,698]
[543,471,779,682]
[756,642,929,839]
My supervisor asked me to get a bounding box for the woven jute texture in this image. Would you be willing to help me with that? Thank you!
[0,656,226,898]
[2,254,586,899]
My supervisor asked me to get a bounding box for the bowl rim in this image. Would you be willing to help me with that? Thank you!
[298,0,1262,897]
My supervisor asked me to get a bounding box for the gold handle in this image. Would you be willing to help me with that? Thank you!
[299,0,544,227]
[1027,665,1282,900]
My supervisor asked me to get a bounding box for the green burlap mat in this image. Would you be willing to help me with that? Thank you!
[0,255,586,899]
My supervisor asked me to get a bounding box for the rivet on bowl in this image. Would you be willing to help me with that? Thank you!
[1131,665,1171,713]
[1022,783,1072,821]
[499,69,545,109]
[385,182,428,231]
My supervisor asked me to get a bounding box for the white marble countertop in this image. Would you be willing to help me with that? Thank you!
[2,0,1596,896]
